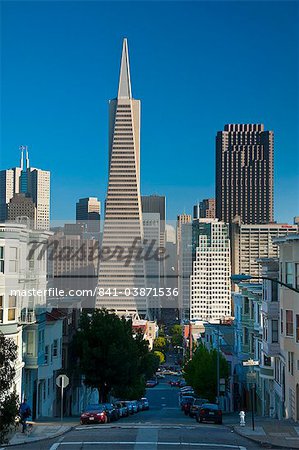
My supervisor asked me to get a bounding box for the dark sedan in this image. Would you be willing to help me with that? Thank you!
[80,404,108,425]
[101,403,120,421]
[189,398,209,418]
[180,396,195,415]
[196,403,222,424]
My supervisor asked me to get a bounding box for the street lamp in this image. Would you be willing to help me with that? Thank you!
[231,274,299,294]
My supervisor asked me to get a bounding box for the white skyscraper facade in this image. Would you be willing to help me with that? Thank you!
[97,39,146,317]
[190,219,231,321]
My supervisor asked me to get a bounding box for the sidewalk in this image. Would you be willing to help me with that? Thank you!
[7,417,79,447]
[227,414,299,449]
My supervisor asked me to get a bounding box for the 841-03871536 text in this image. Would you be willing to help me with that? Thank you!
[97,288,179,297]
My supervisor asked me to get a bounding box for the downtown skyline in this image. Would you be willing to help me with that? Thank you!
[1,1,298,223]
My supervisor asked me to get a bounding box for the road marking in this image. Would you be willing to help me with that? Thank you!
[57,442,247,449]
[134,428,158,450]
[75,424,223,430]
[49,444,61,450]
[161,397,165,399]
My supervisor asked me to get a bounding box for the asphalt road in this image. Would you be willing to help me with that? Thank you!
[6,379,259,450]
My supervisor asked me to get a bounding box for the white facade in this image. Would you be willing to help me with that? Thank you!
[0,222,51,400]
[191,219,231,321]
[231,218,298,281]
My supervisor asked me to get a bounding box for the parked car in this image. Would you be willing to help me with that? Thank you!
[101,403,119,421]
[196,403,222,424]
[189,398,209,418]
[146,379,157,388]
[80,404,108,425]
[130,400,139,413]
[136,399,144,411]
[180,385,192,392]
[178,380,187,387]
[140,397,149,410]
[114,402,129,418]
[121,401,134,414]
[180,396,195,415]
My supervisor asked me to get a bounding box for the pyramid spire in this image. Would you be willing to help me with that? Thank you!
[117,38,132,99]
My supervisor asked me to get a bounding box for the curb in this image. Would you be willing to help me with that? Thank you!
[4,425,74,447]
[230,425,298,449]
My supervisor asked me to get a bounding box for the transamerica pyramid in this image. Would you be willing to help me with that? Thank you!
[97,39,147,318]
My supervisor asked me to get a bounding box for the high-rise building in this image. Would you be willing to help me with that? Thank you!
[97,39,146,318]
[177,214,192,322]
[230,216,299,280]
[143,212,161,319]
[0,147,50,230]
[216,124,274,224]
[76,197,101,232]
[190,219,231,321]
[7,193,36,228]
[193,198,215,220]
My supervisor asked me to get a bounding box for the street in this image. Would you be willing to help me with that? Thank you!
[4,378,258,450]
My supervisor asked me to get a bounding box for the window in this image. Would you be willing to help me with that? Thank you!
[264,355,271,367]
[244,297,249,314]
[244,327,249,345]
[43,381,46,400]
[9,247,17,272]
[271,281,278,302]
[0,296,3,323]
[8,296,16,321]
[47,378,50,396]
[286,310,294,337]
[27,331,35,356]
[0,247,4,273]
[281,308,283,334]
[286,263,294,287]
[53,339,58,357]
[288,351,294,375]
[296,316,299,343]
[296,264,299,290]
[45,345,49,364]
[272,320,278,343]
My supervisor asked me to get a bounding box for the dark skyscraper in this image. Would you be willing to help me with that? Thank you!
[216,124,274,224]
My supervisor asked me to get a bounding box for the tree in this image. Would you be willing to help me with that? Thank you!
[183,344,230,402]
[153,336,167,351]
[73,309,158,402]
[0,332,19,444]
[154,351,165,364]
[169,325,183,348]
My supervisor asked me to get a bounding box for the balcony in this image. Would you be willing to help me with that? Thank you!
[19,310,36,324]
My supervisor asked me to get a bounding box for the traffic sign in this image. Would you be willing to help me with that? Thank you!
[243,359,259,367]
[56,374,69,389]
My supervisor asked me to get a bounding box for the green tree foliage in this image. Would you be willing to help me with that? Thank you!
[169,325,183,348]
[153,336,167,351]
[0,332,19,444]
[73,309,158,402]
[154,351,165,364]
[183,344,230,402]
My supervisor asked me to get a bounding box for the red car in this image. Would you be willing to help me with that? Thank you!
[196,403,222,424]
[180,396,195,415]
[80,404,108,424]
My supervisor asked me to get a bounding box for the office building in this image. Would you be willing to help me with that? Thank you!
[216,124,274,224]
[97,39,146,317]
[230,217,298,280]
[190,219,231,321]
[177,214,192,322]
[76,197,101,233]
[0,147,50,230]
[193,198,215,219]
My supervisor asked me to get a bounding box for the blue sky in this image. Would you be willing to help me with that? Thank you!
[1,1,298,223]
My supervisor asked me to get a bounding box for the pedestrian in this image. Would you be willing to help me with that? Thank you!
[19,398,31,433]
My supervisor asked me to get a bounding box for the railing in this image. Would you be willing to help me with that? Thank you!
[19,310,36,324]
